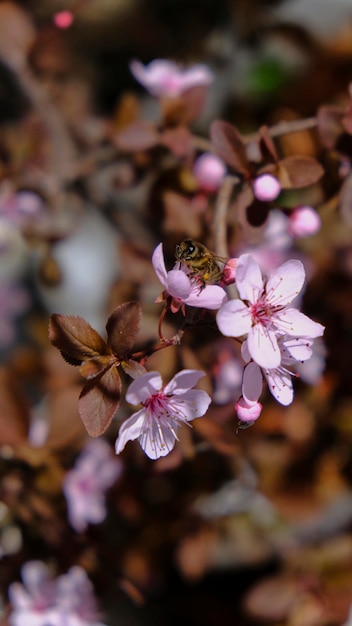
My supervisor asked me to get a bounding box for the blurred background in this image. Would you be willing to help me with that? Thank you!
[1,1,352,625]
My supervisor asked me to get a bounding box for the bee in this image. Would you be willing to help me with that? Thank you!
[175,239,225,286]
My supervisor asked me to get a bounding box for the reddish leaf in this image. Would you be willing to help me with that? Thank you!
[78,366,121,437]
[259,125,278,163]
[277,156,324,189]
[114,121,160,151]
[106,301,142,357]
[49,314,110,363]
[79,355,118,379]
[210,120,250,175]
[121,359,147,379]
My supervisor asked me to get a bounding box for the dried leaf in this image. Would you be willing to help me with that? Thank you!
[210,120,249,175]
[114,121,160,152]
[106,301,142,357]
[49,314,110,364]
[78,366,121,437]
[277,156,324,189]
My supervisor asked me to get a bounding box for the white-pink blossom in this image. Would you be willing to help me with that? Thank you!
[130,59,214,98]
[63,439,122,532]
[115,370,211,459]
[235,397,263,424]
[216,254,324,369]
[152,243,227,312]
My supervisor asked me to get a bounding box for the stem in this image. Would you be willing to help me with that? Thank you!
[213,175,238,259]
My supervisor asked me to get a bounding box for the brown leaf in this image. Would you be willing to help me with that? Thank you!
[79,355,118,379]
[161,85,208,126]
[277,156,324,189]
[114,121,160,152]
[78,366,121,437]
[106,301,142,357]
[210,120,249,175]
[49,314,110,364]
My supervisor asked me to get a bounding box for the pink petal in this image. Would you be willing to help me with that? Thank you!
[178,64,214,91]
[281,336,313,362]
[242,362,263,404]
[115,409,146,454]
[152,243,168,286]
[265,259,305,307]
[275,308,325,338]
[185,284,227,309]
[164,369,205,395]
[216,299,252,337]
[247,324,281,368]
[125,371,162,405]
[166,269,192,299]
[264,368,293,406]
[235,254,264,302]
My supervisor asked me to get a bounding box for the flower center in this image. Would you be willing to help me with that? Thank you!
[144,392,168,417]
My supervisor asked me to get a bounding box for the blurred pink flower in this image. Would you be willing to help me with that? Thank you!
[53,10,74,29]
[152,242,227,312]
[115,370,211,459]
[9,561,106,626]
[130,59,214,98]
[63,439,122,533]
[0,188,44,226]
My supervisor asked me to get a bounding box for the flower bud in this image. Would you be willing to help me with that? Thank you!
[253,174,281,202]
[288,206,321,237]
[235,397,262,423]
[193,153,226,192]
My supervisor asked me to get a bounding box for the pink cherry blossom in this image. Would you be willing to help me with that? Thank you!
[129,59,214,98]
[192,153,226,192]
[63,439,122,532]
[252,174,281,202]
[115,370,211,459]
[152,242,227,312]
[216,254,324,369]
[288,206,322,237]
[54,566,105,625]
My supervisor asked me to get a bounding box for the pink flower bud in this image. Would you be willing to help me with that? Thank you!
[220,258,237,286]
[193,153,226,192]
[253,174,281,202]
[288,206,321,238]
[53,10,74,29]
[235,397,262,423]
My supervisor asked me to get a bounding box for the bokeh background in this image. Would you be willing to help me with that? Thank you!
[1,1,352,625]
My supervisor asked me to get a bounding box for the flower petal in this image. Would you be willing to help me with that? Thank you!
[281,336,314,363]
[264,368,293,405]
[216,299,252,337]
[166,269,191,299]
[164,369,205,395]
[152,243,168,286]
[242,362,263,404]
[115,409,146,454]
[235,254,263,302]
[275,308,325,338]
[125,371,162,405]
[139,419,177,459]
[170,389,211,419]
[265,259,305,307]
[247,324,281,368]
[185,284,227,309]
